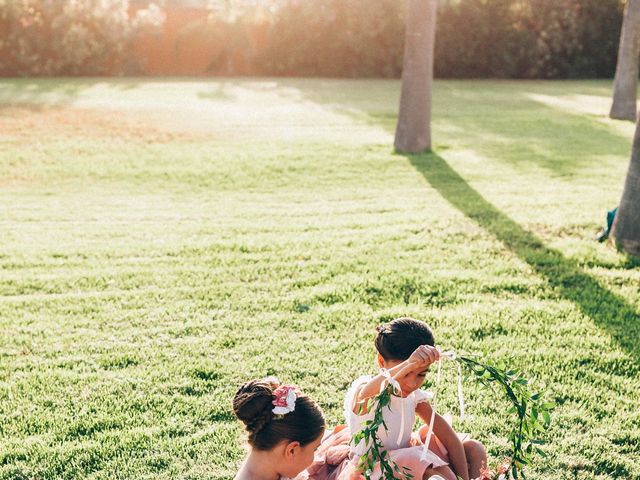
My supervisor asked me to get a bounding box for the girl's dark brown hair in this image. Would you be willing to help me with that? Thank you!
[375,317,435,361]
[232,378,325,450]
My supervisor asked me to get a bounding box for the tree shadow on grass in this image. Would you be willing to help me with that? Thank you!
[268,78,640,358]
[0,77,144,110]
[268,77,640,360]
[405,151,640,362]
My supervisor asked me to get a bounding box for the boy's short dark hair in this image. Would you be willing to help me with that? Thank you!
[375,317,435,361]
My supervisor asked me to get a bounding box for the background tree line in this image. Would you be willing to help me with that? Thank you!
[0,0,625,78]
[264,0,624,79]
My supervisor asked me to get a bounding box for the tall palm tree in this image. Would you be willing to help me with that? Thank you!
[613,120,640,256]
[394,0,438,153]
[610,0,640,121]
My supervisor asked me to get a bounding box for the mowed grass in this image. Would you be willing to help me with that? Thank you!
[0,78,639,480]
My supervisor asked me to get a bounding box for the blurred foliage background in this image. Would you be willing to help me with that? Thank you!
[0,0,626,78]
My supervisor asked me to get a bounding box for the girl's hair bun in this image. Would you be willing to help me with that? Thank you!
[233,379,276,435]
[232,377,325,450]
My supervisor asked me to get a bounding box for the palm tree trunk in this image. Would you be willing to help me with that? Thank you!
[610,0,640,122]
[394,0,438,154]
[613,118,640,256]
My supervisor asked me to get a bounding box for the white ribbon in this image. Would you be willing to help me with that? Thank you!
[421,357,441,461]
[380,368,401,395]
[380,368,406,445]
[420,349,466,461]
[440,350,456,361]
[457,362,465,423]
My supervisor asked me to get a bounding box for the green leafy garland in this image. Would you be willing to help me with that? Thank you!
[352,355,555,480]
[352,387,414,480]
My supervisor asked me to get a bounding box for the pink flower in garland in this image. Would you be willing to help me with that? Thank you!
[272,385,297,415]
[497,459,511,475]
[473,458,512,480]
[477,467,495,480]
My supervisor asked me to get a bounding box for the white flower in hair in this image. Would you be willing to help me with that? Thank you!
[272,385,297,415]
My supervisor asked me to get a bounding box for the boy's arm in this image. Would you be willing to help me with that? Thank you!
[352,345,439,414]
[352,361,415,414]
[416,402,469,480]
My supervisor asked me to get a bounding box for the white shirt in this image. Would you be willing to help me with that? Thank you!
[344,375,433,457]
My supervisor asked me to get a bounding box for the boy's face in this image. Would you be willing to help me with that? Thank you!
[378,356,428,396]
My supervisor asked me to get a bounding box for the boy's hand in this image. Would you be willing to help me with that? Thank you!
[407,345,440,369]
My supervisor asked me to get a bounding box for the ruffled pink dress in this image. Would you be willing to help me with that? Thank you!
[307,376,450,480]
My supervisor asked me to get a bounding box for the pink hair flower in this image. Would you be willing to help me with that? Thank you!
[272,385,297,415]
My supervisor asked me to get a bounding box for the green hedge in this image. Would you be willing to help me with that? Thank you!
[260,0,624,79]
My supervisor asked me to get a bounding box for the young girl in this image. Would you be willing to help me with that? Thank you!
[308,317,487,480]
[234,377,326,480]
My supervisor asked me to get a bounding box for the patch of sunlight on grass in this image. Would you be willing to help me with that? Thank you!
[17,79,395,144]
[527,93,613,117]
[527,92,637,139]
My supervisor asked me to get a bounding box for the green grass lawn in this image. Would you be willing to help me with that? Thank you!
[1,78,639,480]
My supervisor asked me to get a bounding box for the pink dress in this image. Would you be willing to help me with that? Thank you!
[307,376,449,480]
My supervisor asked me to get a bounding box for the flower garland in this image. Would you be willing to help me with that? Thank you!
[352,353,555,480]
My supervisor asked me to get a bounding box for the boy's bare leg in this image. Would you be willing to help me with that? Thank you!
[463,440,487,478]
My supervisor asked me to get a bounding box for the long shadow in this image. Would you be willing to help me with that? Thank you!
[273,77,640,360]
[405,151,640,363]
